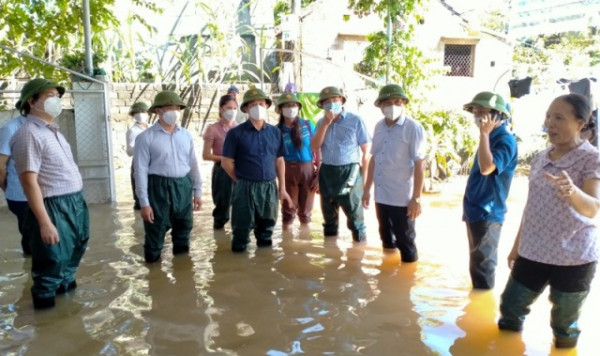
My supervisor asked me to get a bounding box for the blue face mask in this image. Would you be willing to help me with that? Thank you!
[324,101,342,115]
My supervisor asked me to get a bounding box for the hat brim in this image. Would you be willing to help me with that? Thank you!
[148,104,187,114]
[241,99,272,113]
[374,95,409,107]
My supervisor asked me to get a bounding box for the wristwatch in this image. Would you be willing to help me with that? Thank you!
[412,197,421,204]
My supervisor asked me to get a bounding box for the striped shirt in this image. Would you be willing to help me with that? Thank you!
[371,116,427,206]
[11,115,83,198]
[134,122,202,207]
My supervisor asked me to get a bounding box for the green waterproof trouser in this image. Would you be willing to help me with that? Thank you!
[211,163,234,227]
[25,191,89,299]
[318,163,366,241]
[231,179,278,251]
[144,174,194,262]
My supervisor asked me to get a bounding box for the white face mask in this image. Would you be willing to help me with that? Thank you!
[249,105,267,121]
[39,96,62,119]
[134,113,148,123]
[162,110,180,126]
[382,105,404,123]
[282,107,299,119]
[473,116,482,128]
[222,109,236,121]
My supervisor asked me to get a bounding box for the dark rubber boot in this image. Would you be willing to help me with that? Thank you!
[498,277,541,331]
[550,288,589,349]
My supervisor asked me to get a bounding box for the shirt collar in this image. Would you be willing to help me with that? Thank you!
[152,122,180,133]
[27,114,58,130]
[541,141,591,168]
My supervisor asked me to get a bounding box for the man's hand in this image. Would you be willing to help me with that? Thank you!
[362,191,371,209]
[40,222,60,245]
[141,206,154,223]
[478,113,497,136]
[193,197,202,211]
[280,190,294,209]
[323,109,336,125]
[406,198,422,221]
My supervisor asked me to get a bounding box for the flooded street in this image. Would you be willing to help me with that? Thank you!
[1,170,599,356]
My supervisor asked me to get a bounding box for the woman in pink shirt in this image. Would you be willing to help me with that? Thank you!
[498,94,600,349]
[202,95,238,229]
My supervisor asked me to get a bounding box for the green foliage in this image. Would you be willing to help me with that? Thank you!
[0,0,124,80]
[59,50,106,73]
[350,0,427,91]
[414,109,478,190]
[273,1,290,26]
[512,28,600,86]
[274,0,317,26]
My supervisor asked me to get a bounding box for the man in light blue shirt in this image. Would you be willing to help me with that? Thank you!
[134,91,203,263]
[362,84,426,262]
[310,86,371,242]
[0,114,31,255]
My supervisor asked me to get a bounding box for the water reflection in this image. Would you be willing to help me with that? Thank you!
[450,290,526,355]
[0,175,598,355]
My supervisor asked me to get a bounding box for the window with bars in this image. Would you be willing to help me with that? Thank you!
[444,44,474,77]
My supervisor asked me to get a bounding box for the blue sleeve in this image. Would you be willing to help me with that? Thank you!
[356,116,371,145]
[492,133,517,174]
[277,129,286,157]
[0,122,16,156]
[222,129,237,159]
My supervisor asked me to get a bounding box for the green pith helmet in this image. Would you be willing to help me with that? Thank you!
[276,92,302,109]
[129,101,149,115]
[149,91,186,113]
[317,86,346,108]
[16,78,66,111]
[374,84,409,107]
[240,88,272,113]
[463,91,510,117]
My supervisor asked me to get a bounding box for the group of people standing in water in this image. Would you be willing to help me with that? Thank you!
[1,78,599,350]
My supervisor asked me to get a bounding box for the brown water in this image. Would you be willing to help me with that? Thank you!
[1,173,598,356]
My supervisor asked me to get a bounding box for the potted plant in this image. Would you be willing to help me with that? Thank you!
[60,50,106,81]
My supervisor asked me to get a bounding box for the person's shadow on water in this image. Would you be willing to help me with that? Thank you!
[449,290,526,355]
[143,256,209,356]
[357,258,436,356]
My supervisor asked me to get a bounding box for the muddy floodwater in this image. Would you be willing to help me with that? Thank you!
[1,172,599,356]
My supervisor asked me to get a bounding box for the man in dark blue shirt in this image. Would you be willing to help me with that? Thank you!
[222,89,293,252]
[463,92,518,290]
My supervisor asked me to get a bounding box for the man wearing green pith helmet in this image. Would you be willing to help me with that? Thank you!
[362,84,426,262]
[310,86,371,243]
[11,78,89,309]
[134,90,203,263]
[462,91,517,290]
[221,88,293,252]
